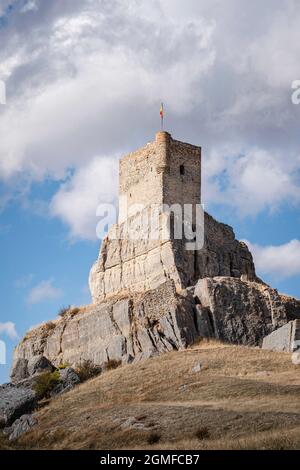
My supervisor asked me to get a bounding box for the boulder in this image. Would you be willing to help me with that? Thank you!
[4,413,37,441]
[191,362,202,373]
[50,368,80,396]
[292,351,300,366]
[0,383,36,428]
[27,355,54,377]
[262,320,300,352]
[11,358,29,383]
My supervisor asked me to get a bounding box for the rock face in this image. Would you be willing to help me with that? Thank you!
[89,211,256,303]
[12,281,198,368]
[4,414,37,441]
[12,278,300,372]
[0,383,36,428]
[262,320,300,352]
[51,368,80,396]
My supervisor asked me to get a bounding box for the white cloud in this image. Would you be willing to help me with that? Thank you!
[203,148,300,215]
[0,322,18,339]
[26,279,63,304]
[245,239,300,280]
[50,156,118,240]
[21,1,38,14]
[0,0,300,236]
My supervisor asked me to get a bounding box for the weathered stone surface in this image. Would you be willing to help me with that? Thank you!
[0,383,36,428]
[12,281,199,370]
[262,320,300,352]
[4,413,37,441]
[10,358,29,383]
[292,351,300,365]
[194,278,300,346]
[11,355,55,384]
[51,368,80,396]
[27,355,54,377]
[89,211,256,303]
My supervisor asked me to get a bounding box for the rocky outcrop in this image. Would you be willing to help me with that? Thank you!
[0,383,36,428]
[194,278,300,346]
[3,414,37,441]
[12,278,300,373]
[89,211,256,303]
[12,281,198,369]
[262,319,300,352]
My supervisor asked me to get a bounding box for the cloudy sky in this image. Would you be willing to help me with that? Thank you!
[0,0,300,382]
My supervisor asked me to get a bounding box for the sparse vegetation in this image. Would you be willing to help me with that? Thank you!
[33,370,60,399]
[147,432,161,445]
[75,360,102,382]
[57,362,70,370]
[58,306,80,318]
[2,344,300,450]
[58,306,71,317]
[195,426,210,440]
[105,359,122,371]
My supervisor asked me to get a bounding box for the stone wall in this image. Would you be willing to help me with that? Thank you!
[119,132,201,223]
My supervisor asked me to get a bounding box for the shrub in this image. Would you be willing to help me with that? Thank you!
[58,306,71,317]
[57,362,70,370]
[75,360,102,382]
[33,370,60,399]
[105,359,122,371]
[58,306,80,318]
[195,426,210,440]
[147,432,161,445]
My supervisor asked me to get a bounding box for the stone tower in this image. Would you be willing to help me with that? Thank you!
[118,131,201,223]
[89,132,256,302]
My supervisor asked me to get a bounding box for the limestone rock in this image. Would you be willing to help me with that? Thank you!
[292,351,300,365]
[194,278,300,346]
[89,211,257,303]
[4,413,37,441]
[262,320,300,352]
[27,355,55,377]
[10,358,29,383]
[0,383,36,428]
[12,281,199,371]
[50,368,80,396]
[191,362,202,373]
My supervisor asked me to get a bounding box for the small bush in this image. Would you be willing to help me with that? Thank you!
[33,370,60,399]
[58,306,71,317]
[195,426,210,440]
[105,359,122,371]
[147,432,161,445]
[75,360,102,382]
[57,362,70,370]
[58,306,80,318]
[44,321,56,331]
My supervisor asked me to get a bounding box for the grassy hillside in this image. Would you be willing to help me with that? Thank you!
[2,341,300,450]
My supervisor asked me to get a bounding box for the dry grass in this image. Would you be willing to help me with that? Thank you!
[2,341,300,450]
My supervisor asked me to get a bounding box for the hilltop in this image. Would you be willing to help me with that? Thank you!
[2,341,300,450]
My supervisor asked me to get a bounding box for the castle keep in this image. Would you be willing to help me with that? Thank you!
[89,132,255,302]
[12,133,300,373]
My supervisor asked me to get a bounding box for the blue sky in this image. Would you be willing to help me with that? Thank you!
[1,0,300,383]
